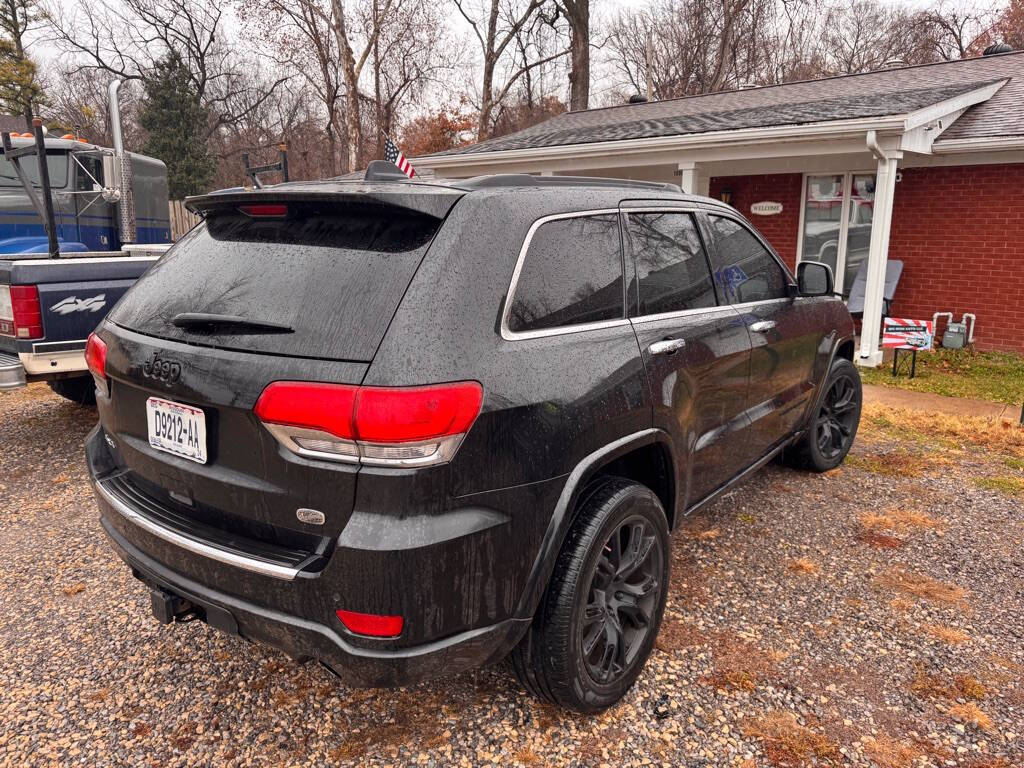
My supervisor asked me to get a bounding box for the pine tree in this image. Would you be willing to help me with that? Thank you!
[0,0,45,126]
[139,55,215,199]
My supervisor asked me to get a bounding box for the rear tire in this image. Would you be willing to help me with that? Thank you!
[48,377,96,406]
[785,357,861,472]
[510,477,670,712]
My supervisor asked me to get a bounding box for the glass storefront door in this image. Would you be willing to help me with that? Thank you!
[799,172,876,297]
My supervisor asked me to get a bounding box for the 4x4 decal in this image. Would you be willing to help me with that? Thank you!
[50,294,107,315]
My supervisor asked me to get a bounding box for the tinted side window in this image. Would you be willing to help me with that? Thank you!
[627,212,716,315]
[508,214,624,333]
[707,215,789,304]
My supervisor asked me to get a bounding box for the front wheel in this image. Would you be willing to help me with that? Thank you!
[510,478,670,712]
[785,357,862,472]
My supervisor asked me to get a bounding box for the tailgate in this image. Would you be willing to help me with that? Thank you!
[96,326,368,563]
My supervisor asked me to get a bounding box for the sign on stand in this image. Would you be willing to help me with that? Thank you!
[882,318,934,378]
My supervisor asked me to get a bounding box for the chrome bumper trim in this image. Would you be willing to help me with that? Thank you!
[93,477,300,581]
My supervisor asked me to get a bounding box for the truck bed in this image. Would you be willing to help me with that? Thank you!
[1,247,169,391]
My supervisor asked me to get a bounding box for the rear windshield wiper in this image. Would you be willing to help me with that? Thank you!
[171,312,294,334]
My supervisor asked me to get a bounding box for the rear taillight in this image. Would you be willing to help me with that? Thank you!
[0,285,43,339]
[254,381,483,467]
[85,333,109,397]
[335,609,403,638]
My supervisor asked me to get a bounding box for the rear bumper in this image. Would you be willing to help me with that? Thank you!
[86,424,533,686]
[0,351,26,390]
[99,514,527,686]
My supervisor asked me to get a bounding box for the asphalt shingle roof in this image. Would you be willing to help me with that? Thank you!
[429,51,1024,157]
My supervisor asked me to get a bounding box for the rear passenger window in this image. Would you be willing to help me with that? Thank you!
[507,214,624,334]
[626,212,716,315]
[707,215,789,304]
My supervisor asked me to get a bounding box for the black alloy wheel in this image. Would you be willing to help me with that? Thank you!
[581,515,663,685]
[816,371,859,460]
[784,357,862,472]
[509,478,670,712]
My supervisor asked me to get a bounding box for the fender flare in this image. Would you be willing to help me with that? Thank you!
[799,333,856,431]
[513,427,677,620]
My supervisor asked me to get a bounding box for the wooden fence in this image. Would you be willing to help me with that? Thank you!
[169,200,201,240]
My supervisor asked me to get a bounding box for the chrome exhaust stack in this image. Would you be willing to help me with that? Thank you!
[108,79,136,244]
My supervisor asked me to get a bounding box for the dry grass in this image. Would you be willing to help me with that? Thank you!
[845,450,930,477]
[786,557,820,574]
[863,736,925,768]
[874,567,968,605]
[859,403,1024,457]
[686,526,721,541]
[948,702,994,733]
[742,712,839,766]
[924,624,971,645]
[910,665,987,701]
[705,639,787,692]
[860,507,944,533]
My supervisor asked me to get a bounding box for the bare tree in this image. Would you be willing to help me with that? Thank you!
[910,1,999,60]
[555,0,589,111]
[328,0,394,172]
[45,0,287,139]
[453,0,569,138]
[367,0,455,155]
[243,0,345,174]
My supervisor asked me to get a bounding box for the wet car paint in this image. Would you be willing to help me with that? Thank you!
[87,180,855,685]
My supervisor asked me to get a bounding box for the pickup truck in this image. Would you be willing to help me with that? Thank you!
[1,247,167,402]
[0,81,173,403]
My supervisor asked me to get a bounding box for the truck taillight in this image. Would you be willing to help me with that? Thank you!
[0,285,43,339]
[254,381,483,467]
[85,333,109,397]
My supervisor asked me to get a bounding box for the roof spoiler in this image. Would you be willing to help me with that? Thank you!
[184,187,462,221]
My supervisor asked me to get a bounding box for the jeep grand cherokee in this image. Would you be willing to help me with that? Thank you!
[85,168,860,711]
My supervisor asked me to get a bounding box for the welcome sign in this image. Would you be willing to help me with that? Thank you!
[750,201,784,216]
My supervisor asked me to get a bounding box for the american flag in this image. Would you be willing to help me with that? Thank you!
[383,135,416,179]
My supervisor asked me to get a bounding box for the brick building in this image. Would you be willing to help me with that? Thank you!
[415,50,1024,364]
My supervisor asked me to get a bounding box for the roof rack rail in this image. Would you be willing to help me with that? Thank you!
[458,174,683,193]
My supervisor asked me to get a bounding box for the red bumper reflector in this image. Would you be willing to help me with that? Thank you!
[336,609,404,638]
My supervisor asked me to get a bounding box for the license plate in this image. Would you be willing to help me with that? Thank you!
[146,397,207,464]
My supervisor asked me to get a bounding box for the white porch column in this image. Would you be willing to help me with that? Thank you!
[676,161,709,196]
[858,150,902,367]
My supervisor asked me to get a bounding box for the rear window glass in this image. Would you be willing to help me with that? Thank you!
[626,212,717,315]
[507,214,624,334]
[109,202,442,361]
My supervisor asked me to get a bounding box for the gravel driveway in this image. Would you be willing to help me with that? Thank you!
[1,383,1021,768]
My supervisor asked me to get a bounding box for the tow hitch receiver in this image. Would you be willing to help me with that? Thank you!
[150,587,201,624]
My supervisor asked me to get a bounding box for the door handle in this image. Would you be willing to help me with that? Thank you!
[749,320,777,333]
[648,338,686,355]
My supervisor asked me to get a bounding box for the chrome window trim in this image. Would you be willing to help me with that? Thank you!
[93,477,301,581]
[630,304,736,325]
[500,208,625,341]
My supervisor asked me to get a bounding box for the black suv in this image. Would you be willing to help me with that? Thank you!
[85,170,860,712]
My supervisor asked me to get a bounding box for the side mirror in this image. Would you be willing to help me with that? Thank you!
[102,154,120,190]
[796,261,834,297]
